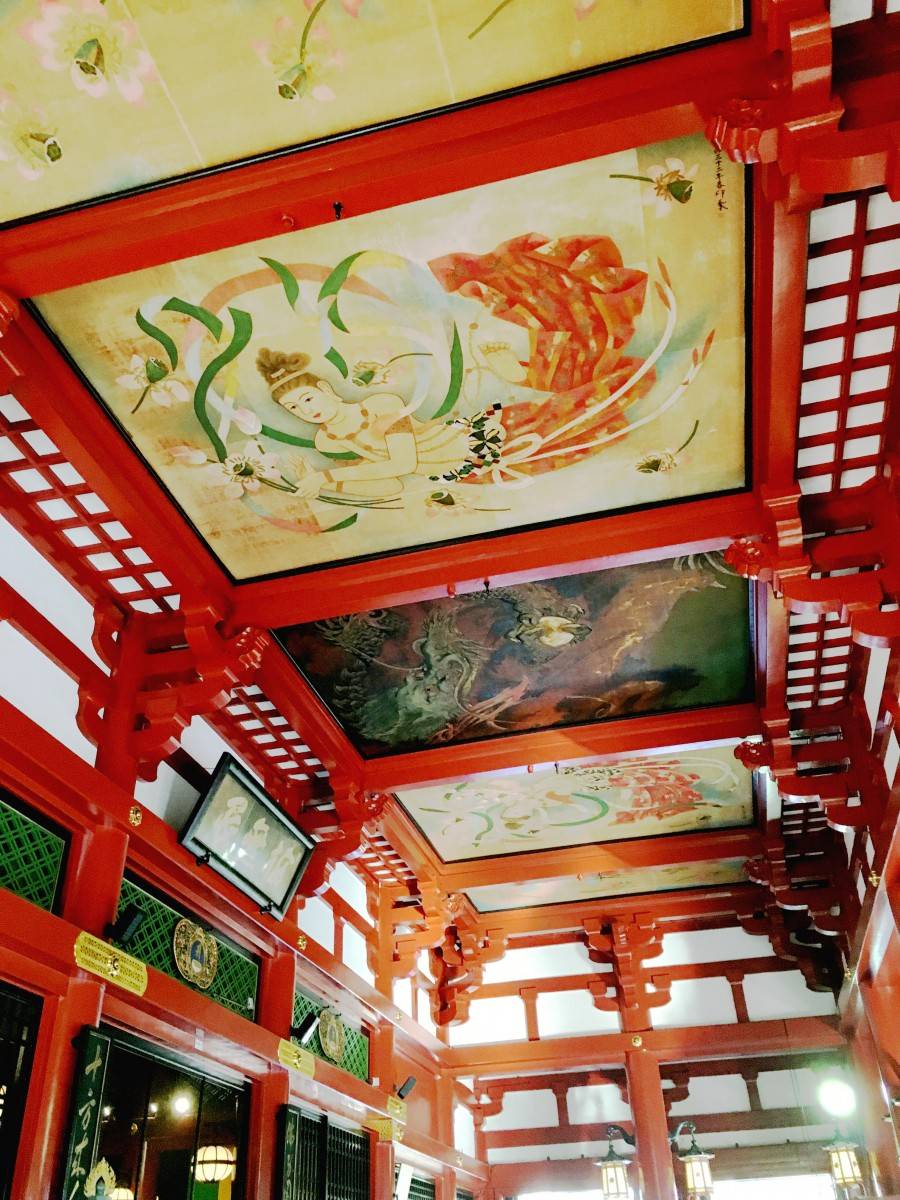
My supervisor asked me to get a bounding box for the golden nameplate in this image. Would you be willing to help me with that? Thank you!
[74,931,148,996]
[366,1117,404,1144]
[386,1096,408,1122]
[278,1038,317,1078]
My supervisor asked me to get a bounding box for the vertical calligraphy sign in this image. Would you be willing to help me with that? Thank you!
[60,1027,111,1200]
[279,1104,301,1200]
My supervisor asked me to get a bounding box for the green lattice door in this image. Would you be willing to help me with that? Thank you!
[0,983,41,1200]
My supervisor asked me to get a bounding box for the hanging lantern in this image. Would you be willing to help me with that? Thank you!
[194,1144,237,1182]
[595,1144,631,1199]
[825,1138,865,1194]
[679,1133,715,1199]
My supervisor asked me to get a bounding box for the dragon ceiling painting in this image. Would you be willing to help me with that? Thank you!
[278,553,752,755]
[0,0,742,221]
[394,744,753,862]
[36,132,747,579]
[465,857,750,912]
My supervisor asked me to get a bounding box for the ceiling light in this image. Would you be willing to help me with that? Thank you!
[171,1094,192,1116]
[819,1078,858,1119]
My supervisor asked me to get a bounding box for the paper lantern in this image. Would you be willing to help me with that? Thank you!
[194,1144,237,1182]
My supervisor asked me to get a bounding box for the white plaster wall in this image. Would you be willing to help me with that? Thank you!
[330,861,372,924]
[668,1074,750,1116]
[481,942,600,983]
[342,922,374,985]
[0,513,105,669]
[297,894,335,953]
[482,1090,558,1131]
[447,996,527,1046]
[453,1104,476,1158]
[743,972,837,1020]
[566,1083,631,1125]
[0,624,96,764]
[536,989,620,1037]
[651,976,737,1028]
[656,927,775,966]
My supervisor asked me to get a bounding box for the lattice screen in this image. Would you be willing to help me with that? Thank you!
[116,878,259,1018]
[0,790,65,912]
[0,393,180,614]
[209,683,329,791]
[799,191,899,497]
[292,990,369,1082]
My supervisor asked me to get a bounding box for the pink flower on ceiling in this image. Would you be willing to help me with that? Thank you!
[303,0,363,13]
[20,0,155,103]
[0,91,62,181]
[254,10,350,103]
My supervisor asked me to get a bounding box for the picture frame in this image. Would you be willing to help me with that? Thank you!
[181,754,316,920]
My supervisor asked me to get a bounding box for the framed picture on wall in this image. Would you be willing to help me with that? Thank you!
[181,754,316,919]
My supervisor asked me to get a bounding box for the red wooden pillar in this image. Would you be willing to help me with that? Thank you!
[245,1063,290,1199]
[371,1133,395,1200]
[852,1010,900,1196]
[626,1047,677,1200]
[93,616,144,792]
[257,945,296,1037]
[59,821,128,934]
[436,1164,457,1200]
[12,975,104,1200]
[370,1019,395,1091]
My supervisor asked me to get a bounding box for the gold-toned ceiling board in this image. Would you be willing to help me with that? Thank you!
[36,132,747,579]
[464,857,749,912]
[394,744,753,862]
[0,0,743,222]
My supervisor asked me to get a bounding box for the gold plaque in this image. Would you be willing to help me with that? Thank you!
[173,918,218,990]
[74,932,148,996]
[318,1009,346,1063]
[387,1096,408,1122]
[366,1117,398,1143]
[278,1038,316,1078]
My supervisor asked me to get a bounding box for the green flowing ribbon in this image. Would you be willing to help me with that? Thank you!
[195,307,253,462]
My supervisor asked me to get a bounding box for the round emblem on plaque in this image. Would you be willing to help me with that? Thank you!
[173,918,218,990]
[318,1009,346,1063]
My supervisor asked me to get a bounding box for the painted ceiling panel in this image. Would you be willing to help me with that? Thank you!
[36,132,747,579]
[280,552,751,754]
[464,856,749,912]
[0,0,742,221]
[394,744,753,861]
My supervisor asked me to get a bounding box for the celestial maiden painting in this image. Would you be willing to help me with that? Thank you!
[0,1,742,221]
[394,744,753,862]
[277,552,752,756]
[35,132,747,580]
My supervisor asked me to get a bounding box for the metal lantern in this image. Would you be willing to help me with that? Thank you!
[596,1144,631,1199]
[826,1138,865,1196]
[194,1144,237,1183]
[679,1133,715,1199]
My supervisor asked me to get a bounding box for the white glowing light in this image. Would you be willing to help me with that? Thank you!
[818,1078,857,1118]
[172,1094,192,1116]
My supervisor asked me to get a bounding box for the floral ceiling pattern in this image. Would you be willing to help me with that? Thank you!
[0,0,742,221]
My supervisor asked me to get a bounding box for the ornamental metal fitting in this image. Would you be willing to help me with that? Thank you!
[128,804,143,827]
[631,1034,643,1048]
